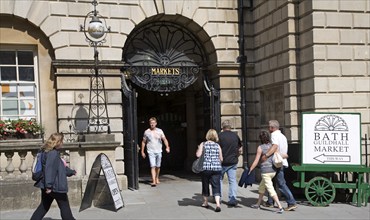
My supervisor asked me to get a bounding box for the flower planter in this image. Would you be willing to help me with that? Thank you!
[0,119,43,140]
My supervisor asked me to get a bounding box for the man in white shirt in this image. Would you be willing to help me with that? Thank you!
[141,117,170,187]
[261,120,297,211]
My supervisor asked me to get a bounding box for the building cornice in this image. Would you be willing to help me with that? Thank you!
[52,59,125,69]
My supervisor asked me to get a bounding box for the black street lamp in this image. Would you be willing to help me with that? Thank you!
[80,0,111,134]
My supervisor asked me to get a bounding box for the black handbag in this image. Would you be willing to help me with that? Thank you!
[192,143,205,173]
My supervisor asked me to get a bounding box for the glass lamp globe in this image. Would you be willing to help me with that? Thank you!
[88,16,104,39]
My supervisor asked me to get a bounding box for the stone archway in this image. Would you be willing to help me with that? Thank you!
[122,15,218,186]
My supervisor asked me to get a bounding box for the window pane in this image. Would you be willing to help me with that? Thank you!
[18,51,34,65]
[2,100,18,115]
[0,51,16,64]
[19,67,34,81]
[19,85,35,97]
[1,84,18,98]
[20,99,36,116]
[0,67,17,81]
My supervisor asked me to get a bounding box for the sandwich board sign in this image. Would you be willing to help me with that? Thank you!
[79,153,124,212]
[301,112,361,165]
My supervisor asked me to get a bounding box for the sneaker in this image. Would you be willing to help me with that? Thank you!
[250,204,260,209]
[227,200,238,206]
[262,202,274,208]
[276,208,284,214]
[284,204,298,211]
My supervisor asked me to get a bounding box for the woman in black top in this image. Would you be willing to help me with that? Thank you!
[31,133,76,220]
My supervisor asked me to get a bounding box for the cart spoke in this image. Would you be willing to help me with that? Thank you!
[322,194,329,201]
[317,180,322,188]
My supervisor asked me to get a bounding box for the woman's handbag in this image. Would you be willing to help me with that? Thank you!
[273,150,283,168]
[192,143,205,173]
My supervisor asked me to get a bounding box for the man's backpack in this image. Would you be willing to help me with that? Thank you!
[32,151,44,181]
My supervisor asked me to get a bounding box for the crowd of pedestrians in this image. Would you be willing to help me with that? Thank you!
[31,117,297,219]
[194,119,298,214]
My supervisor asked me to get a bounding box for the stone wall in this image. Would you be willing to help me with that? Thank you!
[0,178,82,211]
[298,0,370,136]
[246,0,370,150]
[246,0,301,152]
[0,136,127,211]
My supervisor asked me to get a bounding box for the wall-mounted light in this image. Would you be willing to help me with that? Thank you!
[79,0,111,134]
[80,0,110,45]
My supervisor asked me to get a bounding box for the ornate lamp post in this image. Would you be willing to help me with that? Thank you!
[80,0,111,134]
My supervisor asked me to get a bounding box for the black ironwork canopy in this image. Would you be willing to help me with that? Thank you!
[123,22,206,92]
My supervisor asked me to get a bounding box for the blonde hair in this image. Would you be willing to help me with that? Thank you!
[205,129,219,142]
[149,117,157,123]
[42,133,64,152]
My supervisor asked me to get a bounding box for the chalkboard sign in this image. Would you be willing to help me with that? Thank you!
[79,153,124,212]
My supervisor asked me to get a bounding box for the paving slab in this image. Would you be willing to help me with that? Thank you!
[1,174,369,220]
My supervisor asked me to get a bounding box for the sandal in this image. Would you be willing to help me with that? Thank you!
[250,204,260,209]
[201,203,209,208]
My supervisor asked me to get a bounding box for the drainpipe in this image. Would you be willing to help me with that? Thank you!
[237,0,248,164]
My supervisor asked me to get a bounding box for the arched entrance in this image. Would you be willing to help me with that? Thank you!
[122,16,218,189]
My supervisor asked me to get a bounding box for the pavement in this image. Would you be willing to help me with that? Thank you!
[1,173,369,220]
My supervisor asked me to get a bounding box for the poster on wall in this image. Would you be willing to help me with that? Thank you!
[302,113,361,165]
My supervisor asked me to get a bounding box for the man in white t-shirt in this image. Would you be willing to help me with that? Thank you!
[141,117,170,187]
[261,120,297,211]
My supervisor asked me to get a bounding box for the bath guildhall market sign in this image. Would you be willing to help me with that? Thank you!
[301,112,361,165]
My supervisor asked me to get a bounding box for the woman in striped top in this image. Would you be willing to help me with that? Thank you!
[196,129,223,212]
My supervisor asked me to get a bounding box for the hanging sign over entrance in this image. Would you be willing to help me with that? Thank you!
[301,112,361,165]
[125,65,200,92]
[79,153,124,212]
[123,22,206,92]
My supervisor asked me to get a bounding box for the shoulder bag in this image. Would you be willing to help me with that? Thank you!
[273,149,283,168]
[192,143,205,173]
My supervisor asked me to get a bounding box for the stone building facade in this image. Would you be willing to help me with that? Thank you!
[0,0,369,210]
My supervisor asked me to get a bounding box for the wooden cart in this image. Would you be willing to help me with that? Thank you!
[292,164,370,207]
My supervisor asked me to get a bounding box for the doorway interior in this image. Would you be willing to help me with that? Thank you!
[136,87,189,176]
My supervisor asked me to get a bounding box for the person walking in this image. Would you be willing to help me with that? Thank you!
[31,133,76,220]
[218,120,242,206]
[249,130,284,214]
[141,117,170,187]
[196,129,223,212]
[261,120,298,211]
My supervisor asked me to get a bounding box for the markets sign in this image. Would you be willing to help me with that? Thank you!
[126,65,200,92]
[302,113,361,165]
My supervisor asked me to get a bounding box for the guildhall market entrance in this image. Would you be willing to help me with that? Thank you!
[121,18,219,189]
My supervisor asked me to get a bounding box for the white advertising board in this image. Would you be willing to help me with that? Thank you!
[101,154,124,210]
[302,113,361,165]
